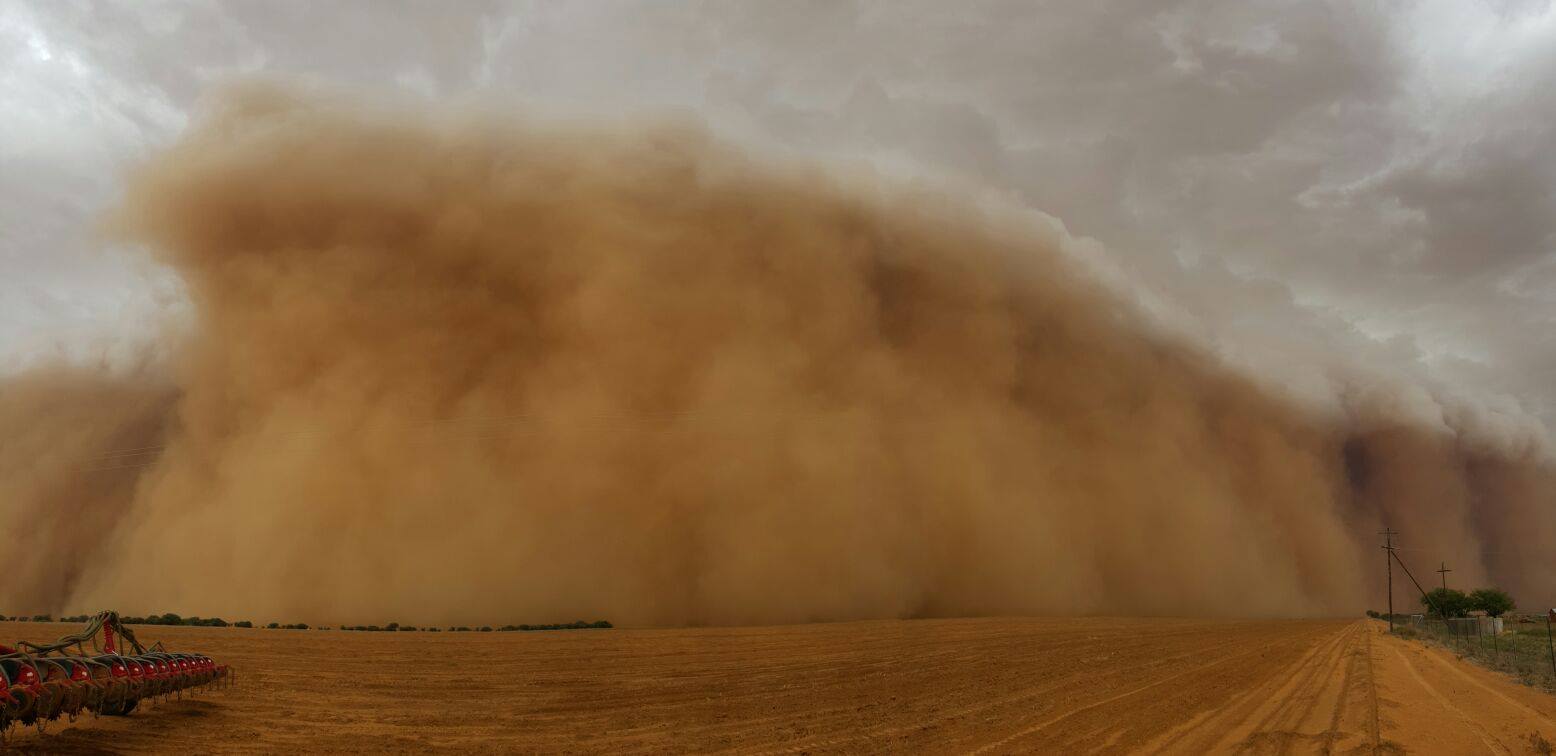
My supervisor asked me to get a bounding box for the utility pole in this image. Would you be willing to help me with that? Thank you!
[1389,548,1458,651]
[1437,561,1460,652]
[1380,528,1399,631]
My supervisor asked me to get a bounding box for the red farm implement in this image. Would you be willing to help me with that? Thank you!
[0,611,230,736]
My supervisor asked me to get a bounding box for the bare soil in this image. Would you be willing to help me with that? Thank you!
[3,617,1554,753]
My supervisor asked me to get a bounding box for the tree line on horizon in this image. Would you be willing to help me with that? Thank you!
[0,612,612,632]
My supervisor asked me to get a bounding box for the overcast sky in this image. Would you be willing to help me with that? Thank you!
[2,0,1554,430]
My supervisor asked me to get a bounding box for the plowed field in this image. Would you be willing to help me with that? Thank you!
[4,618,1554,753]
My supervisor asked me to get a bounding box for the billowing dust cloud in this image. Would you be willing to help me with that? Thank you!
[3,87,1554,626]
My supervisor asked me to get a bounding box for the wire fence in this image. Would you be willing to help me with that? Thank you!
[1389,614,1556,691]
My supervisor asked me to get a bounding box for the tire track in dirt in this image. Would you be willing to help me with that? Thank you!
[1318,624,1358,753]
[1366,623,1383,751]
[704,622,1250,753]
[1389,643,1509,755]
[1372,623,1556,756]
[970,621,1343,753]
[1244,621,1378,753]
[739,620,1322,755]
[1414,642,1556,728]
[1140,620,1380,754]
[966,645,1268,754]
[754,630,1268,755]
[1237,621,1358,746]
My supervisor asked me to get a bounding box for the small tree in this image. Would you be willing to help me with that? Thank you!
[1469,588,1516,617]
[1422,588,1471,618]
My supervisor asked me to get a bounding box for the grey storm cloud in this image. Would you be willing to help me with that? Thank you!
[1,0,1554,428]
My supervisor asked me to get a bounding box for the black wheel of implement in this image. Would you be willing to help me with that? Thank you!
[100,697,138,716]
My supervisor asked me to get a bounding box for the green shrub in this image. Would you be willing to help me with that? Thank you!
[1470,588,1516,617]
[1422,588,1472,618]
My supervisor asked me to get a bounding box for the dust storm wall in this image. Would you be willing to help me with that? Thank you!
[3,87,1551,625]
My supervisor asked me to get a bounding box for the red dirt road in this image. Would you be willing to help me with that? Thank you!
[3,618,1554,753]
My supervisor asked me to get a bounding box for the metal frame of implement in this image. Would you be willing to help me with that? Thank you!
[0,610,231,736]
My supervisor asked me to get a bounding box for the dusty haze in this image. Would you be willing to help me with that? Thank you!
[2,87,1553,626]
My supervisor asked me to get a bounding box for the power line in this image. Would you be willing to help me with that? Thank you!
[1388,544,1464,652]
